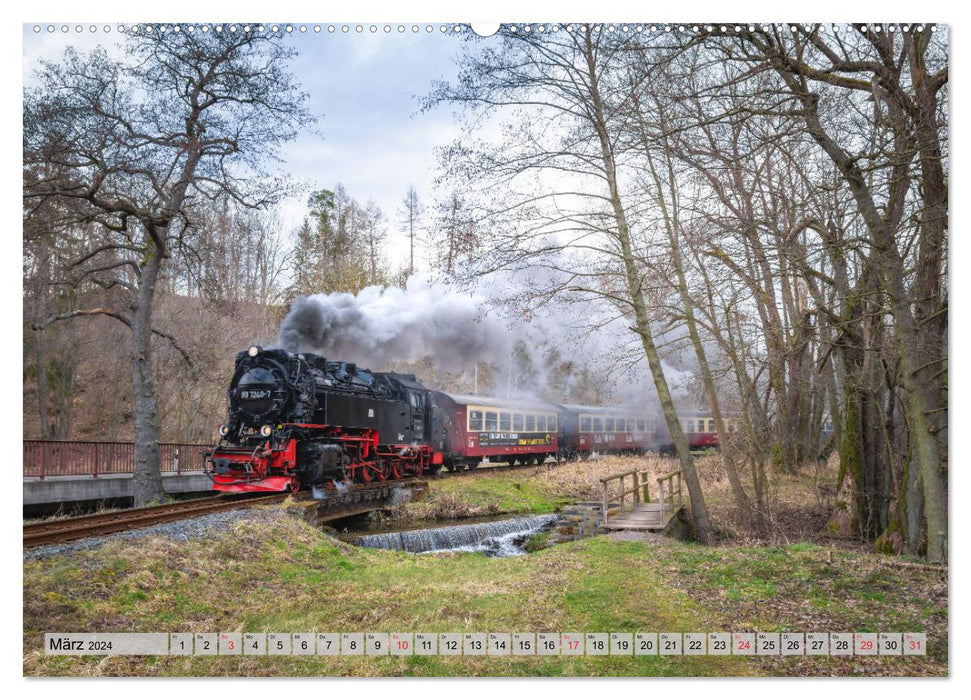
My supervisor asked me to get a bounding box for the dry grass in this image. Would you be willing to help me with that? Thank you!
[532,454,677,503]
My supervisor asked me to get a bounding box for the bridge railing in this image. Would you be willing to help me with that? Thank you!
[656,469,683,510]
[599,468,652,523]
[23,440,212,479]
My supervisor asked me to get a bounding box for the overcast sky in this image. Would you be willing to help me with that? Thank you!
[22,23,474,267]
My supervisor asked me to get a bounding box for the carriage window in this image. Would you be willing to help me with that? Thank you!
[485,412,498,431]
[604,417,614,432]
[525,414,536,431]
[499,412,511,431]
[707,419,714,432]
[536,415,546,432]
[469,410,484,432]
[593,417,603,432]
[648,419,655,433]
[549,415,557,431]
[580,416,592,432]
[636,419,646,432]
[513,413,524,431]
[626,419,635,432]
[687,420,695,433]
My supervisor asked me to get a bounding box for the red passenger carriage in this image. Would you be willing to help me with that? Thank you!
[558,404,657,458]
[434,394,561,469]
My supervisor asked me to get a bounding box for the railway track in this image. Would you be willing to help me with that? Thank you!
[23,494,294,549]
[23,460,563,549]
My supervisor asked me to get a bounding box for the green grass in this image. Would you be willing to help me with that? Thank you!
[23,509,946,677]
[429,473,572,513]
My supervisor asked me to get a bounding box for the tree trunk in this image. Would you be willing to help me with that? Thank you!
[580,29,711,542]
[131,236,165,506]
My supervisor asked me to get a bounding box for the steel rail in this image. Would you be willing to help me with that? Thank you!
[23,494,293,548]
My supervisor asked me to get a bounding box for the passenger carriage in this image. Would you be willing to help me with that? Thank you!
[557,404,657,458]
[433,393,561,469]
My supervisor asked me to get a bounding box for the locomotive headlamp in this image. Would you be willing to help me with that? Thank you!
[218,424,229,437]
[248,345,261,357]
[260,424,273,437]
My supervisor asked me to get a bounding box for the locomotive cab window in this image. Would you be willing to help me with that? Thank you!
[513,413,524,431]
[500,412,511,431]
[485,412,498,431]
[580,416,592,432]
[410,392,423,409]
[469,410,484,432]
[525,414,535,431]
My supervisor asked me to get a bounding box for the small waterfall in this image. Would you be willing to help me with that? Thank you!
[356,514,558,557]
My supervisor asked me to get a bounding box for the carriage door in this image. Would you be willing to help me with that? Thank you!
[409,391,425,442]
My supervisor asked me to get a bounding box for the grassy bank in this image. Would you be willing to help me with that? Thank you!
[383,455,678,524]
[23,507,946,677]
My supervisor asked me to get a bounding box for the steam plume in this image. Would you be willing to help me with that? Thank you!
[275,280,509,371]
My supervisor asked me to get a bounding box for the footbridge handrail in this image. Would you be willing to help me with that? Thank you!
[598,468,652,524]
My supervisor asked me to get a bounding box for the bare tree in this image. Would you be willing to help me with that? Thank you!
[717,25,948,561]
[399,185,423,277]
[24,30,313,505]
[361,199,388,284]
[431,190,479,275]
[428,26,713,542]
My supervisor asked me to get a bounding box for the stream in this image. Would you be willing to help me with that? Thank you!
[351,514,558,557]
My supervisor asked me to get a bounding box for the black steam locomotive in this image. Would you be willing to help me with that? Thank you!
[207,346,446,492]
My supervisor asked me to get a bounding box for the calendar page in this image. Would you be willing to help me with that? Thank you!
[20,4,949,686]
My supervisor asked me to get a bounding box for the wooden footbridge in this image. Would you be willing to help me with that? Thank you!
[599,468,684,531]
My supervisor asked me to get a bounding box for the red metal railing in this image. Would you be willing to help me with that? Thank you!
[23,440,212,479]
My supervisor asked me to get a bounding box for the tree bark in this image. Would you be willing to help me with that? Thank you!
[131,236,166,506]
